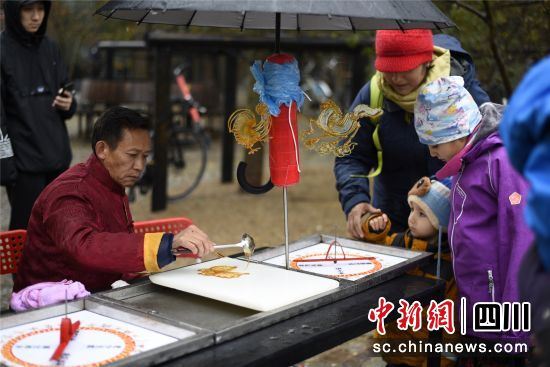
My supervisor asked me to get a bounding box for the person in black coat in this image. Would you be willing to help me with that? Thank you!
[1,0,76,229]
[334,30,490,237]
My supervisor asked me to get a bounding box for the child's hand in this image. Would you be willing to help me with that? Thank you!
[368,214,388,233]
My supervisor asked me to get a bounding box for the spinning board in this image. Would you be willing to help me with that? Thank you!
[0,310,184,367]
[264,242,407,281]
[150,257,340,311]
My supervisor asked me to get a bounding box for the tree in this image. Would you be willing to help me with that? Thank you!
[436,0,550,101]
[47,1,149,78]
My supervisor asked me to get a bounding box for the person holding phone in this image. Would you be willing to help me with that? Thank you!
[1,0,77,229]
[54,81,75,110]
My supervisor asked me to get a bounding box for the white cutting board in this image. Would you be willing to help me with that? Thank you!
[150,258,340,311]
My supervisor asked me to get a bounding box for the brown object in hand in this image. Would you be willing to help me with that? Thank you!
[198,265,249,278]
[361,212,385,234]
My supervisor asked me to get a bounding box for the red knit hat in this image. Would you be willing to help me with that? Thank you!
[375,29,434,73]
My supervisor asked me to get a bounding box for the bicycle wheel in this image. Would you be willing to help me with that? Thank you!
[167,127,208,201]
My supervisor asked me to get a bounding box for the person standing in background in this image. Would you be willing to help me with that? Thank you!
[334,30,489,238]
[500,56,550,367]
[1,0,76,229]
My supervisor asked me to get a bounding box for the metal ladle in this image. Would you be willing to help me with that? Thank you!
[214,233,256,258]
[172,233,256,259]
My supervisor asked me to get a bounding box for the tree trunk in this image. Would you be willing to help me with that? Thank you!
[483,0,513,96]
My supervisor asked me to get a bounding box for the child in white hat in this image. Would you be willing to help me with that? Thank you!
[414,76,533,350]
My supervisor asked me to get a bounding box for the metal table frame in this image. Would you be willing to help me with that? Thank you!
[251,234,433,292]
[0,298,213,367]
[1,277,444,367]
[92,234,432,347]
[157,274,445,367]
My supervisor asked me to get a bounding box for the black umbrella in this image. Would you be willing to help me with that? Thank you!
[95,0,455,268]
[96,0,454,52]
[94,0,455,190]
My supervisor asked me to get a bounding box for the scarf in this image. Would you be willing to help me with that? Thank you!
[376,46,451,113]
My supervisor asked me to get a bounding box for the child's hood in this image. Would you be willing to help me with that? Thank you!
[463,102,505,162]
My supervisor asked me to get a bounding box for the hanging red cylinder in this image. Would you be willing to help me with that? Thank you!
[266,53,300,187]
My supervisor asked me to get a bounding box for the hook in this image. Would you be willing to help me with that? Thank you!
[236,161,274,194]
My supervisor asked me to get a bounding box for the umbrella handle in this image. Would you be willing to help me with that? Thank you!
[237,161,274,194]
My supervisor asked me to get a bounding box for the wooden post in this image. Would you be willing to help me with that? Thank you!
[106,48,114,80]
[222,50,237,183]
[351,48,366,99]
[152,45,171,211]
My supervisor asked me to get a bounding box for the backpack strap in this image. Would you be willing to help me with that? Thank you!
[368,74,384,178]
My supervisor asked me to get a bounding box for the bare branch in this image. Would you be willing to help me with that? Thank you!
[497,1,545,8]
[482,0,513,95]
[451,0,487,20]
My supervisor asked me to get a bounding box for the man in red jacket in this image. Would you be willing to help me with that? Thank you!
[13,107,214,293]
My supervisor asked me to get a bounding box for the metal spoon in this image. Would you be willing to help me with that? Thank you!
[172,233,256,259]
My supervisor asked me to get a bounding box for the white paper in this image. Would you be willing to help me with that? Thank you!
[0,310,184,367]
[264,242,407,281]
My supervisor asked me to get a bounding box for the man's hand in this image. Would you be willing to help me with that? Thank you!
[347,202,385,239]
[173,224,215,258]
[52,91,73,111]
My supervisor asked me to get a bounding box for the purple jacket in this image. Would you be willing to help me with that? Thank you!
[449,104,533,344]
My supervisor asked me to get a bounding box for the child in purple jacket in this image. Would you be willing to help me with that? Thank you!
[414,76,533,347]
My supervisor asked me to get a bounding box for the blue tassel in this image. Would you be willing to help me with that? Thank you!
[250,58,304,116]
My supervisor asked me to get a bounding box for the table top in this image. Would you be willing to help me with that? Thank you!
[150,257,340,311]
[157,274,445,367]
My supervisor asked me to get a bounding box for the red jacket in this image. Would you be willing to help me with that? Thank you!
[14,154,166,293]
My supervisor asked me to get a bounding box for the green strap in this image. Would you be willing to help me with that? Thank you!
[368,75,383,178]
[368,125,383,178]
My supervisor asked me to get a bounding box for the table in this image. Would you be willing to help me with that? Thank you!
[158,274,445,367]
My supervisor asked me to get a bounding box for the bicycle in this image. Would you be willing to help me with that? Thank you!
[129,64,209,203]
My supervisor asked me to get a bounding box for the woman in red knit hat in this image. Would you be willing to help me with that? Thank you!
[334,29,490,238]
[334,29,491,367]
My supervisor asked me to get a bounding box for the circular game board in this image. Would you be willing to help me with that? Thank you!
[0,310,180,367]
[291,252,383,278]
[2,326,136,367]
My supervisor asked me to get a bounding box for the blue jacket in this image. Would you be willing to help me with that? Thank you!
[500,56,550,271]
[334,35,490,232]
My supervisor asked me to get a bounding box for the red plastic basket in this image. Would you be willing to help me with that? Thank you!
[0,229,27,275]
[133,217,193,235]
